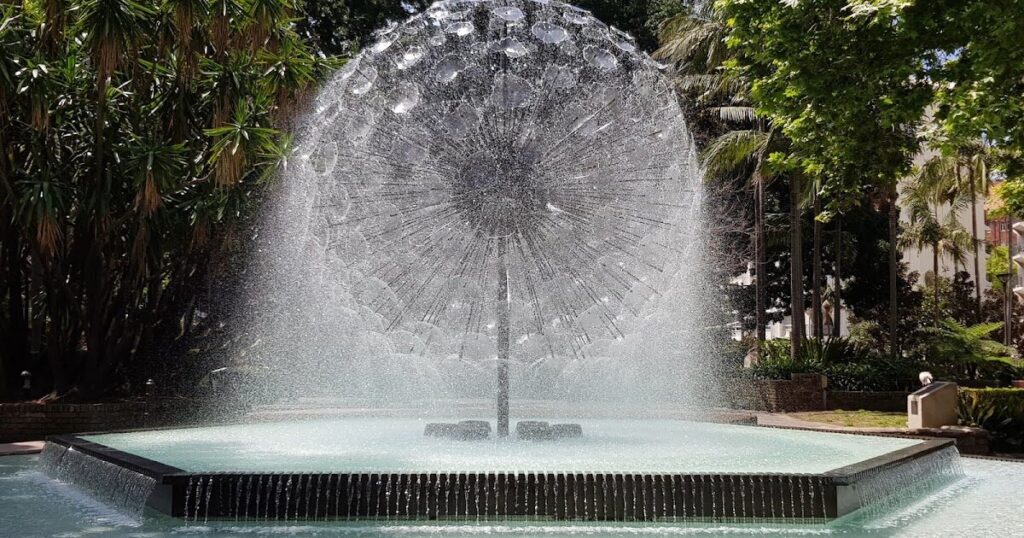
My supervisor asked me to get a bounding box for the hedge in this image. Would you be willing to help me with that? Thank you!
[958,388,1024,451]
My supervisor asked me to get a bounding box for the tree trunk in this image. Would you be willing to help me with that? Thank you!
[812,193,823,340]
[755,177,767,344]
[933,241,940,322]
[789,175,805,359]
[1007,225,1015,346]
[1,226,28,401]
[969,167,982,321]
[888,187,899,360]
[834,217,843,337]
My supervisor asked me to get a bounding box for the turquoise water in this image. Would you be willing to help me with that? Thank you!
[81,419,920,474]
[2,453,1023,536]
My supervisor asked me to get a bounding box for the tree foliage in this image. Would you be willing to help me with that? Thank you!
[924,319,1020,380]
[0,0,333,399]
[716,0,944,213]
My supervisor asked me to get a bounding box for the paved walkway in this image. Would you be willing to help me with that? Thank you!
[0,441,44,456]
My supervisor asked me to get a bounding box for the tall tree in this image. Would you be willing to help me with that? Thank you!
[901,157,976,321]
[812,191,824,339]
[717,0,945,358]
[789,174,806,356]
[655,4,776,346]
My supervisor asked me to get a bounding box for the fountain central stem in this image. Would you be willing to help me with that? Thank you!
[497,236,510,437]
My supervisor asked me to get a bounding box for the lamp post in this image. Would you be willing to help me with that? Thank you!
[998,272,1012,346]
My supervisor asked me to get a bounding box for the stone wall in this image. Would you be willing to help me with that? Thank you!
[0,399,236,443]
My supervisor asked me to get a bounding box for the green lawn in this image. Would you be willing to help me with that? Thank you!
[789,410,907,429]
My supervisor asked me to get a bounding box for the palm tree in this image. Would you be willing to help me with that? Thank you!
[955,143,991,320]
[0,0,325,399]
[78,0,153,147]
[812,192,824,339]
[917,144,991,321]
[655,5,772,347]
[654,6,739,104]
[901,158,977,320]
[656,5,813,358]
[788,173,806,356]
[701,128,778,341]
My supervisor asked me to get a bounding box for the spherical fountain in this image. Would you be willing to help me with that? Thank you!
[35,0,971,529]
[291,0,699,436]
[260,0,708,419]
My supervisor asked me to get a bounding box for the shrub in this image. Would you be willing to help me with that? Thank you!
[749,338,920,391]
[958,388,1024,452]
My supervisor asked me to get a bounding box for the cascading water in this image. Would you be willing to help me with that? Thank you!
[39,442,156,520]
[243,0,717,416]
[846,445,965,518]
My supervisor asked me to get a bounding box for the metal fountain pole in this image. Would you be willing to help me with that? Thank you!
[495,18,513,439]
[497,236,511,437]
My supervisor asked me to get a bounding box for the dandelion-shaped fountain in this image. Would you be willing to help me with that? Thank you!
[295,0,698,435]
[38,1,969,525]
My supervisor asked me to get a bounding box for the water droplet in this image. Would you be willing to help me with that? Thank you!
[542,65,575,88]
[444,104,479,139]
[563,9,591,26]
[491,74,533,109]
[436,55,468,83]
[427,7,449,20]
[344,112,374,141]
[616,41,636,53]
[532,22,568,44]
[309,141,338,176]
[492,6,525,22]
[391,83,420,114]
[349,66,378,95]
[393,141,427,164]
[370,38,394,54]
[396,46,425,69]
[496,37,528,59]
[584,46,617,70]
[446,21,474,37]
[315,99,341,122]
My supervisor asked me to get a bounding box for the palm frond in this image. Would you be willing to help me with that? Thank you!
[713,106,757,123]
[701,129,769,181]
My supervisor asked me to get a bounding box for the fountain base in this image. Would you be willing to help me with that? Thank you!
[44,433,959,523]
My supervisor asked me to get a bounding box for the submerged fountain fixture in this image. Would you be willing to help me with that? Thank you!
[34,0,972,528]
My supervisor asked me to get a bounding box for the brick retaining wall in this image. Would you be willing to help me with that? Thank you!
[727,375,911,413]
[728,374,829,412]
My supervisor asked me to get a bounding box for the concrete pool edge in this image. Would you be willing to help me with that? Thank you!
[45,433,955,522]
